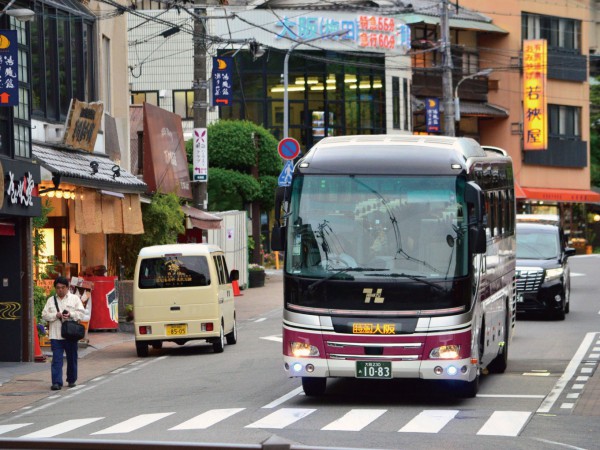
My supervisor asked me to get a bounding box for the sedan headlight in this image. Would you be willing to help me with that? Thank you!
[430,345,460,359]
[290,341,320,357]
[545,267,564,282]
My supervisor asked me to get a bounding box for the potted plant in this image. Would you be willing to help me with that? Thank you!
[248,263,266,288]
[125,304,134,322]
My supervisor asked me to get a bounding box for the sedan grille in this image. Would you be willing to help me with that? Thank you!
[515,268,544,292]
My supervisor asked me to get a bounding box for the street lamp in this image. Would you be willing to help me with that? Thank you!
[0,0,35,22]
[454,68,493,122]
[283,30,349,139]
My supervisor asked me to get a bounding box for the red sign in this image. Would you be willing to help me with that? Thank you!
[278,138,301,160]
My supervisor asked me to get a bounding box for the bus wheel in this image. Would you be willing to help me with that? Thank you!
[488,316,509,374]
[302,377,327,396]
[213,323,225,353]
[135,341,148,357]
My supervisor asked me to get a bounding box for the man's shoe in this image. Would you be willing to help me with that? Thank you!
[51,384,61,391]
[68,382,76,388]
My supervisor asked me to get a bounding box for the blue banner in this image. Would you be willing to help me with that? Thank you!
[425,98,440,133]
[212,56,233,106]
[0,30,18,107]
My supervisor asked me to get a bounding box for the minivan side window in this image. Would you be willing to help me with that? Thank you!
[138,256,211,289]
[213,255,225,285]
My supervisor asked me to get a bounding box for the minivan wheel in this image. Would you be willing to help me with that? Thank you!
[213,323,225,353]
[135,340,148,357]
[226,314,237,345]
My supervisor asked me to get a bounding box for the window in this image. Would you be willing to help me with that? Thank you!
[131,91,159,106]
[173,90,194,119]
[14,19,30,158]
[392,77,400,129]
[522,13,580,52]
[549,105,580,138]
[102,36,111,114]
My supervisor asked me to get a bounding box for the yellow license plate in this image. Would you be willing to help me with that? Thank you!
[166,324,187,336]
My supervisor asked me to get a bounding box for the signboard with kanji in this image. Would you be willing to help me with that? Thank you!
[63,99,104,153]
[212,56,233,106]
[425,98,440,133]
[523,39,547,151]
[0,30,19,107]
[193,127,208,182]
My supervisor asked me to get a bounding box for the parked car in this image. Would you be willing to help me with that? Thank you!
[515,215,576,320]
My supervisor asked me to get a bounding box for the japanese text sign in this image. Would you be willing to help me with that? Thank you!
[0,30,19,107]
[63,99,104,153]
[193,127,208,182]
[212,56,233,106]
[425,98,440,133]
[523,39,547,151]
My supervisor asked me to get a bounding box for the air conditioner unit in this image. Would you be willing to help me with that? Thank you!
[44,124,65,143]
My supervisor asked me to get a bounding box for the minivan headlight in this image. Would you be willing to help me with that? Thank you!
[545,267,564,282]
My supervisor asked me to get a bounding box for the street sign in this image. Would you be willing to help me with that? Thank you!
[278,160,294,187]
[0,30,19,107]
[278,137,301,160]
[193,127,208,182]
[212,56,233,106]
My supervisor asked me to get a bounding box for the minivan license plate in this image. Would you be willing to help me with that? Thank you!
[356,361,392,379]
[166,324,187,336]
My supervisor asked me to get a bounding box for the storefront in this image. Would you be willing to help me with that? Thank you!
[0,156,41,362]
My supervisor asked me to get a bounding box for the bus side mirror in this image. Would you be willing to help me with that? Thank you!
[229,269,239,282]
[465,181,487,254]
[271,225,286,251]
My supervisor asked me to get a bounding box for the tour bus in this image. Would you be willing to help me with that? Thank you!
[271,135,516,397]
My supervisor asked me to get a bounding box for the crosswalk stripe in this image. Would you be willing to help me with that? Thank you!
[21,418,104,438]
[321,409,386,431]
[91,413,174,435]
[170,408,245,430]
[0,424,31,435]
[477,411,531,436]
[399,410,458,433]
[245,408,315,429]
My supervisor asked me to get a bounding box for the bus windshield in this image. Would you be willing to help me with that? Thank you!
[286,175,469,280]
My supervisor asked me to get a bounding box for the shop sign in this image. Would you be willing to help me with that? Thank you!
[523,39,547,151]
[0,30,18,107]
[425,98,440,133]
[0,157,41,217]
[193,127,208,182]
[212,56,233,106]
[63,99,104,153]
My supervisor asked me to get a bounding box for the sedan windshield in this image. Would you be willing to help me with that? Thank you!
[286,175,468,280]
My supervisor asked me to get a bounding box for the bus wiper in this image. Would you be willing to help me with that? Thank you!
[307,268,387,293]
[364,272,445,291]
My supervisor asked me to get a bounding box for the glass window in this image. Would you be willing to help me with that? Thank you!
[131,91,159,106]
[522,13,580,52]
[173,90,193,119]
[548,105,581,138]
[138,256,211,289]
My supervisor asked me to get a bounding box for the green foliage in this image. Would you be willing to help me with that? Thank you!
[32,198,54,280]
[141,193,185,246]
[206,167,260,211]
[107,234,143,280]
[591,131,600,187]
[34,284,50,324]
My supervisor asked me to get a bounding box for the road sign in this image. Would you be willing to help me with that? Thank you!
[0,30,19,107]
[278,137,301,160]
[278,160,294,187]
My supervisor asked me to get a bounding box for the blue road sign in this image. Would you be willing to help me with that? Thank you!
[278,160,294,187]
[278,137,301,160]
[0,30,19,107]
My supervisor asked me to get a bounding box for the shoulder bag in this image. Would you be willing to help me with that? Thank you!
[53,296,85,342]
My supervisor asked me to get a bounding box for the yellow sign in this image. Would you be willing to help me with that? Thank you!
[523,39,547,150]
[352,323,396,335]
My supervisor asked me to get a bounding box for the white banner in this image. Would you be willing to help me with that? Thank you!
[193,127,208,182]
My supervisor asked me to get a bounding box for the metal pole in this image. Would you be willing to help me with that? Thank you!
[193,3,208,212]
[440,0,455,137]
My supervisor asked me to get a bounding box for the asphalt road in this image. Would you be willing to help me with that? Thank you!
[0,258,599,450]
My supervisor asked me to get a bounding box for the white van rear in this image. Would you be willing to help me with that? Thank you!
[133,244,238,357]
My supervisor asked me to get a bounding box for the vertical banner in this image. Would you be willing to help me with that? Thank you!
[425,98,440,133]
[523,39,547,151]
[212,56,233,106]
[193,127,208,182]
[0,30,19,107]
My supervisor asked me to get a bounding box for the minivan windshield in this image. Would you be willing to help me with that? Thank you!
[138,256,211,288]
[516,226,560,259]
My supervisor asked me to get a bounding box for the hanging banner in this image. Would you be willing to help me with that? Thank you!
[193,127,208,182]
[0,30,19,107]
[212,56,233,106]
[523,39,547,151]
[425,98,440,133]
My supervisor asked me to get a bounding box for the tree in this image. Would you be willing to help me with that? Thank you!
[590,80,600,187]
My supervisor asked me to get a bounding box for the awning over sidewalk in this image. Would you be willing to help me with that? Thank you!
[521,187,600,203]
[514,181,527,199]
[182,205,223,230]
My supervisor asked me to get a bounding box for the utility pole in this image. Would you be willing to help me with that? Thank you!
[192,3,208,211]
[440,0,455,137]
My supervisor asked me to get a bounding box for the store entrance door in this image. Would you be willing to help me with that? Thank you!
[0,226,23,361]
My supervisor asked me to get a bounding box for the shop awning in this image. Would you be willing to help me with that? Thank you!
[514,181,527,199]
[521,187,600,203]
[457,101,509,118]
[32,144,147,193]
[396,13,508,34]
[182,205,223,230]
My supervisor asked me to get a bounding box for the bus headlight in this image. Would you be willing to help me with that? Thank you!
[430,345,461,359]
[545,267,563,282]
[290,342,320,357]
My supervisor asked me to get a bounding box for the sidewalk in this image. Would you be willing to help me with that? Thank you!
[0,270,283,415]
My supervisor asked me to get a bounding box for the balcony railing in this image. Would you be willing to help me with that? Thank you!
[523,137,587,168]
[412,69,489,102]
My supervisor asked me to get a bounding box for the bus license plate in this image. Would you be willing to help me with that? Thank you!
[166,324,187,336]
[356,361,392,379]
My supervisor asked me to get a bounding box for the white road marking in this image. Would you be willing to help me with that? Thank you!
[537,332,597,413]
[92,413,174,435]
[477,411,531,436]
[575,376,589,382]
[560,403,575,409]
[0,424,31,435]
[570,272,585,277]
[523,372,550,377]
[22,418,103,438]
[589,354,599,359]
[572,384,584,389]
[399,410,458,433]
[322,409,386,431]
[566,393,580,399]
[254,318,267,323]
[477,394,545,399]
[245,408,315,429]
[170,408,245,430]
[580,367,593,374]
[262,386,303,409]
[260,335,283,343]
